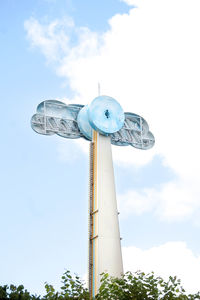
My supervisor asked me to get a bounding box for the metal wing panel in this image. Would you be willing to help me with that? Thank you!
[31,100,82,139]
[111,112,155,149]
[31,99,155,150]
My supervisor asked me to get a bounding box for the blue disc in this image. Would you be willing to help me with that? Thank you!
[88,96,124,135]
[77,105,92,140]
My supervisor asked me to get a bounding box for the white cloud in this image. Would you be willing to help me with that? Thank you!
[24,0,200,222]
[24,17,100,67]
[119,180,199,221]
[24,17,74,63]
[120,0,138,6]
[123,242,200,294]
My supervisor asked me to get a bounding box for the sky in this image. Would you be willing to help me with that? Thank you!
[0,0,200,295]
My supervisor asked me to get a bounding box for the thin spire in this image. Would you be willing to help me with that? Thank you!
[98,82,101,96]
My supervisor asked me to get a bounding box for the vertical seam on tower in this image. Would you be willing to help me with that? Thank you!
[89,141,94,298]
[89,130,98,299]
[94,131,98,296]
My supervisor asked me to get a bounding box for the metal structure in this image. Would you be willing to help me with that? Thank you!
[31,96,155,298]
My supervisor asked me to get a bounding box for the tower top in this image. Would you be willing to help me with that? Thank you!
[31,96,155,150]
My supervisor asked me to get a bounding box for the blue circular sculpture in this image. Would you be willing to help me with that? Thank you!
[32,97,155,150]
[88,96,124,135]
[77,105,92,140]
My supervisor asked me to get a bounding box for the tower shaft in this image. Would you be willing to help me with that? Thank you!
[89,131,123,298]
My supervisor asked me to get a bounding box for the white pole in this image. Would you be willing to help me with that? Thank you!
[89,130,123,298]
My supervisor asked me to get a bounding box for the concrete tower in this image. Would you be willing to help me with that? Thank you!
[89,131,123,297]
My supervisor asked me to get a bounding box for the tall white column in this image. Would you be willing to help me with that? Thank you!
[89,131,123,298]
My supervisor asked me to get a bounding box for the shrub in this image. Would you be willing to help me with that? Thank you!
[1,270,199,299]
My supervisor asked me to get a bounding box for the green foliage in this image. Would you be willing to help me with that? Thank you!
[96,271,200,300]
[0,270,199,300]
[43,270,89,300]
[0,284,40,300]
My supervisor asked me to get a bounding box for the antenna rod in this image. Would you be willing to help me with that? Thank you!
[98,82,101,96]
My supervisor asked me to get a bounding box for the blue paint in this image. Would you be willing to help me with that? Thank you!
[77,105,92,140]
[77,95,125,137]
[88,96,125,135]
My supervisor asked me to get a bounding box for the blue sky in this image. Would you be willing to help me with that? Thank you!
[1,0,200,295]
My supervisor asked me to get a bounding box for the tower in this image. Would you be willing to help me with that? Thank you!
[31,95,155,298]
